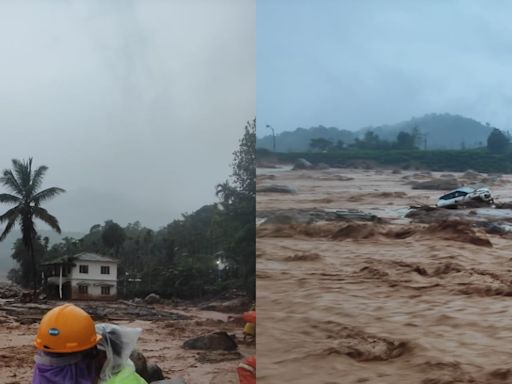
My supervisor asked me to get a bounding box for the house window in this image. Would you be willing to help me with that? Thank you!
[78,285,88,294]
[101,286,111,295]
[101,266,110,275]
[79,265,88,274]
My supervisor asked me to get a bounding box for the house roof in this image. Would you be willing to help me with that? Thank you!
[42,252,117,265]
[74,252,118,263]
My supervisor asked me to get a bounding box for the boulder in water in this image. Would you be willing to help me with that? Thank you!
[144,293,161,304]
[182,331,238,351]
[292,158,313,170]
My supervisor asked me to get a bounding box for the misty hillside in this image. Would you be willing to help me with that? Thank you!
[256,126,355,152]
[358,113,494,149]
[0,230,84,282]
[257,114,496,151]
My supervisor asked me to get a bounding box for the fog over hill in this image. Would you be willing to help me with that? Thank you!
[256,113,497,151]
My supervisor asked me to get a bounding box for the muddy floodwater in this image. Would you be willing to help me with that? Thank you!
[257,167,512,383]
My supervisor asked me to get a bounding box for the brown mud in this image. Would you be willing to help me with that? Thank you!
[0,298,254,384]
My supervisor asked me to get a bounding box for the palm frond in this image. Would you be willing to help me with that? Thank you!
[0,206,21,223]
[30,165,48,195]
[33,206,61,233]
[12,159,32,192]
[32,187,65,205]
[0,194,21,204]
[0,170,24,196]
[0,217,16,241]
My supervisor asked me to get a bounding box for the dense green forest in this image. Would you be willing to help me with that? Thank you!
[7,120,256,299]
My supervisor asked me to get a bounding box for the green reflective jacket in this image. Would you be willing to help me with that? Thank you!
[101,366,148,384]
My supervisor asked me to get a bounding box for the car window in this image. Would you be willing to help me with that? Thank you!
[440,192,455,200]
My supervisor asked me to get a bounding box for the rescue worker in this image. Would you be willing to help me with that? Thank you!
[32,303,101,383]
[243,305,256,343]
[32,304,147,384]
[95,323,147,384]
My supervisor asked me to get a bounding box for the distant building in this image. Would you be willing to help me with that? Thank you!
[42,252,118,300]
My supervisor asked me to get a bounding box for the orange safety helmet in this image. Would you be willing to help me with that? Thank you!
[34,303,101,353]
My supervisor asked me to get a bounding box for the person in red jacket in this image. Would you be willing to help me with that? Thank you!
[237,356,256,384]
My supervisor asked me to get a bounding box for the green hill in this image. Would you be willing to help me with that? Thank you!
[257,113,497,151]
[358,113,494,149]
[257,125,355,152]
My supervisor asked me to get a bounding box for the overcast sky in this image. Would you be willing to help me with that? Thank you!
[0,0,255,232]
[257,0,512,135]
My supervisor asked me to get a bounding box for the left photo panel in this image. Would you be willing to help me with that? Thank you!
[0,1,255,383]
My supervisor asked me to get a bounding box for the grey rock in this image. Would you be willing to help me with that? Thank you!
[182,331,238,351]
[144,293,162,304]
[130,349,149,380]
[147,363,165,382]
[292,158,313,170]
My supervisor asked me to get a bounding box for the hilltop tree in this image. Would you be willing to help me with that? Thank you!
[232,119,256,197]
[0,158,65,293]
[352,131,390,150]
[309,137,334,152]
[487,128,510,153]
[101,220,126,258]
[394,131,416,149]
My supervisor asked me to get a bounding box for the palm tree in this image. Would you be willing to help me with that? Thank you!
[0,158,65,294]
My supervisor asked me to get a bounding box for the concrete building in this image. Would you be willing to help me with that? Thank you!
[42,252,118,300]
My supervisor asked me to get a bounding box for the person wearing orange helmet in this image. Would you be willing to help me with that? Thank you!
[32,303,102,383]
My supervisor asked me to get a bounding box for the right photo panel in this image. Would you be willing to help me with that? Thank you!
[257,1,512,383]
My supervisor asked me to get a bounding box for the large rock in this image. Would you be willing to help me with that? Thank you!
[130,350,149,380]
[182,331,238,351]
[147,363,165,382]
[144,293,162,304]
[292,158,313,170]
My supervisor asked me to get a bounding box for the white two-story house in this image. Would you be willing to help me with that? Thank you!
[43,252,118,300]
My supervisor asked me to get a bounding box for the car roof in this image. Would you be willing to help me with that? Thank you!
[445,187,475,194]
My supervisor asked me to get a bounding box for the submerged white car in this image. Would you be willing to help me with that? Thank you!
[436,187,494,208]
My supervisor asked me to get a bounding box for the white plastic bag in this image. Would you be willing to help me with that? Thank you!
[95,323,142,382]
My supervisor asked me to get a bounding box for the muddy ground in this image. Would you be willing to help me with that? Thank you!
[0,297,254,384]
[257,166,512,383]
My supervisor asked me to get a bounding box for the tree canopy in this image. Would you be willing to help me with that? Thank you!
[487,128,510,153]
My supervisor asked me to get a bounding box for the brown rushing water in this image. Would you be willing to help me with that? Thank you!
[257,167,512,383]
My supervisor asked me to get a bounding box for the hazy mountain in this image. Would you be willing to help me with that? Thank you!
[358,113,495,150]
[256,114,496,152]
[256,125,355,152]
[0,230,85,282]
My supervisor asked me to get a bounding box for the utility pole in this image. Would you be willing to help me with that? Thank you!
[266,124,276,152]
